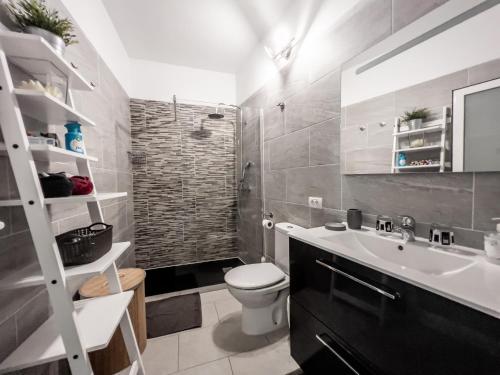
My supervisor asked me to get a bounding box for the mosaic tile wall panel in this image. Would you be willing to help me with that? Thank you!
[130,99,238,268]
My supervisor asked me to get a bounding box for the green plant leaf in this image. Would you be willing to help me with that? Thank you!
[6,0,78,46]
[401,108,430,122]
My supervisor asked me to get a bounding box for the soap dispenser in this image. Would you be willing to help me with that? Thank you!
[485,218,500,261]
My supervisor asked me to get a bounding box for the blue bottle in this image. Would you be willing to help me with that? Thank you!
[64,122,84,154]
[398,152,407,167]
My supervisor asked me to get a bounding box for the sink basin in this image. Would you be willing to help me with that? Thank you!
[319,231,477,276]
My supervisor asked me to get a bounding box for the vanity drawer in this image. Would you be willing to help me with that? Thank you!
[290,300,375,375]
[290,238,500,375]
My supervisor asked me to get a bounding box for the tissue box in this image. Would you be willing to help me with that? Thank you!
[28,136,57,146]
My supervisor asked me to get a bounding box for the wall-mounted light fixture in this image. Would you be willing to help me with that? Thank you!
[264,37,298,63]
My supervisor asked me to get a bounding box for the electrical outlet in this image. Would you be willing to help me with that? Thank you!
[308,197,323,209]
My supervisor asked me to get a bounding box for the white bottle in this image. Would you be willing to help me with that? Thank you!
[485,218,500,260]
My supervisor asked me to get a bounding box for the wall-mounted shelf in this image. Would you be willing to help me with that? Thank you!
[15,89,95,127]
[394,164,441,170]
[394,145,443,153]
[0,242,131,290]
[0,192,127,207]
[0,31,93,91]
[392,124,445,137]
[0,143,97,163]
[0,292,133,374]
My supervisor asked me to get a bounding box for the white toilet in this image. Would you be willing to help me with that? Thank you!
[224,222,303,335]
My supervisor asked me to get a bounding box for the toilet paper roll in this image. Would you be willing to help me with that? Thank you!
[262,219,274,229]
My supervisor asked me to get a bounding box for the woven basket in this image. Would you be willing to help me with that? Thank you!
[56,223,113,266]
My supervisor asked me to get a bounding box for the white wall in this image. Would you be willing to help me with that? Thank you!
[236,0,358,104]
[60,0,132,94]
[236,47,277,105]
[59,0,238,104]
[59,0,355,105]
[130,59,236,105]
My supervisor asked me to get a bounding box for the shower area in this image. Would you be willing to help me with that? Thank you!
[129,97,267,293]
[129,99,244,288]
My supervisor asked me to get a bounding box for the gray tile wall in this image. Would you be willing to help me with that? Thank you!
[129,99,238,269]
[0,0,135,371]
[238,0,499,262]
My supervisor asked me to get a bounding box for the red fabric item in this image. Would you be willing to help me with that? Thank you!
[70,176,94,195]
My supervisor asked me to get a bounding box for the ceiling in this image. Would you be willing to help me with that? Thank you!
[102,0,300,73]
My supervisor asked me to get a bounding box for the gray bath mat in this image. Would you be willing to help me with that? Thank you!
[146,292,202,338]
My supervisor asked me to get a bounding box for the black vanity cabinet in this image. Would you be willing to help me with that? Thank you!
[289,238,500,375]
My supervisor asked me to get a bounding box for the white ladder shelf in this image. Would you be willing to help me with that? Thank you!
[391,106,451,173]
[0,31,145,375]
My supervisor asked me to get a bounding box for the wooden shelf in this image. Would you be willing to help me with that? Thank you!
[0,143,97,163]
[0,242,131,290]
[0,192,127,207]
[15,89,95,127]
[0,292,133,374]
[0,31,93,91]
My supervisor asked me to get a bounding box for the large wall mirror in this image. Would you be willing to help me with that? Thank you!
[340,0,500,174]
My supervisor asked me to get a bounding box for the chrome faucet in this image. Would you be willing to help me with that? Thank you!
[393,215,416,242]
[376,214,416,242]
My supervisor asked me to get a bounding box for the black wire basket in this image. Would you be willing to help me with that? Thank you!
[56,223,113,266]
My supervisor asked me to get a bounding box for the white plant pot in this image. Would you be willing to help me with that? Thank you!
[26,26,66,56]
[408,118,423,130]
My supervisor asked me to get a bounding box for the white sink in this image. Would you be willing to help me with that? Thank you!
[319,231,477,276]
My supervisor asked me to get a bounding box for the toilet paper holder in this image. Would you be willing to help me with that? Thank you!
[263,211,274,219]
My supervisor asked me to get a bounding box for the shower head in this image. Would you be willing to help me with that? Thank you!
[207,103,242,119]
[208,112,224,119]
[208,104,225,119]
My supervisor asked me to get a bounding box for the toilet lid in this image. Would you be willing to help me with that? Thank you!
[224,263,286,290]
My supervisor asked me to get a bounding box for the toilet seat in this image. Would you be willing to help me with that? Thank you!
[225,263,285,290]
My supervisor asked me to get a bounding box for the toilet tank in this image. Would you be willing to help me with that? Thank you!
[274,222,304,274]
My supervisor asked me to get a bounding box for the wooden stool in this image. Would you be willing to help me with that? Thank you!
[79,268,147,375]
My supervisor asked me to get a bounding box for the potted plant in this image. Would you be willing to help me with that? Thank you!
[6,0,77,55]
[401,108,430,130]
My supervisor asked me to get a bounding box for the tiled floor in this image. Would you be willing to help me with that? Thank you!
[140,288,302,375]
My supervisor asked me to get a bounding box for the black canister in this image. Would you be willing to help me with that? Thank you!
[347,209,362,229]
